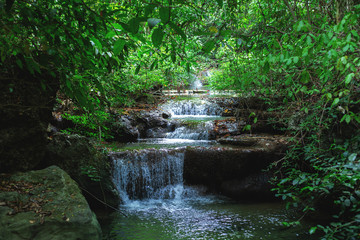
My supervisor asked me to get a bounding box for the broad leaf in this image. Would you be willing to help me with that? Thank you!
[159,7,170,23]
[113,39,125,55]
[202,39,216,53]
[152,28,164,48]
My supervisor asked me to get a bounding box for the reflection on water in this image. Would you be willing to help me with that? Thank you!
[102,188,314,240]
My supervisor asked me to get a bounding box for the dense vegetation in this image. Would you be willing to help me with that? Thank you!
[1,0,359,239]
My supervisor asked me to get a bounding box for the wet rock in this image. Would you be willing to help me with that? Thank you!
[110,115,139,142]
[146,127,168,138]
[137,110,168,128]
[0,166,101,240]
[213,118,241,138]
[161,111,171,119]
[43,133,119,211]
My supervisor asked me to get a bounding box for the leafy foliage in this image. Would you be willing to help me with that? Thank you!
[200,1,360,238]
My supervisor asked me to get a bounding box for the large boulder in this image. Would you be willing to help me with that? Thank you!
[42,133,119,211]
[0,166,101,240]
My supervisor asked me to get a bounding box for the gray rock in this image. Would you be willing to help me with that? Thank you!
[0,166,101,240]
[110,116,140,142]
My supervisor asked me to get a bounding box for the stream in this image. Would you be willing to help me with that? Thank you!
[101,88,315,239]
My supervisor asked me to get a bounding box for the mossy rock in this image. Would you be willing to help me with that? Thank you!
[0,166,101,240]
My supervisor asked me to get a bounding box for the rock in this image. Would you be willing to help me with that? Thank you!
[110,116,139,142]
[42,133,119,211]
[184,145,285,200]
[137,110,168,128]
[217,134,289,152]
[0,166,101,240]
[161,111,171,119]
[135,110,171,137]
[145,127,168,138]
[213,118,241,138]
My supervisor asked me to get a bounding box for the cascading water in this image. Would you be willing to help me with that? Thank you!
[165,121,214,140]
[161,99,223,116]
[105,96,314,240]
[111,149,185,203]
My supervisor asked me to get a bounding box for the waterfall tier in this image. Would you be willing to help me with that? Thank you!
[166,121,214,140]
[111,149,185,203]
[161,99,222,116]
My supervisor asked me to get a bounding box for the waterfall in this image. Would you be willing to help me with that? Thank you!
[166,121,214,140]
[161,99,222,116]
[111,149,185,203]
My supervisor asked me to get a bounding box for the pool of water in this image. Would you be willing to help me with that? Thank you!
[101,187,314,240]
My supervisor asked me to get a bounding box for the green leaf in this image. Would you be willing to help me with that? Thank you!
[152,28,164,47]
[348,153,357,162]
[66,79,72,90]
[344,73,354,85]
[16,59,23,69]
[145,5,155,16]
[113,39,125,55]
[150,60,157,70]
[159,7,170,23]
[105,31,116,39]
[135,65,141,74]
[119,22,132,33]
[202,39,216,53]
[331,98,339,106]
[344,199,351,207]
[293,57,299,64]
[215,0,223,7]
[171,51,176,63]
[169,22,187,42]
[91,37,102,51]
[297,20,304,32]
[346,33,352,42]
[129,17,146,34]
[345,114,351,124]
[309,227,317,235]
[306,36,312,45]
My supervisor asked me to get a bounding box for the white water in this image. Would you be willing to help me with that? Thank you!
[161,99,223,116]
[111,149,185,203]
[166,121,214,140]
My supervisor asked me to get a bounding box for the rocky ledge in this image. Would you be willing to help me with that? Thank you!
[0,166,101,240]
